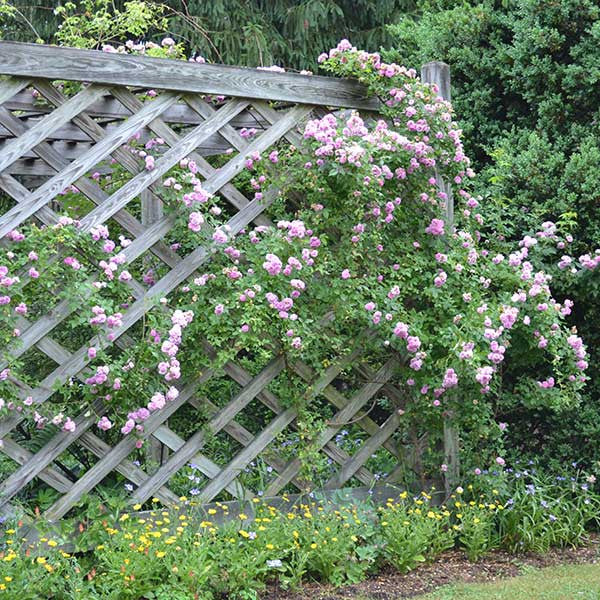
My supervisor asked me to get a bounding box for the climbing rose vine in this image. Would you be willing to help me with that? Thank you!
[0,39,595,472]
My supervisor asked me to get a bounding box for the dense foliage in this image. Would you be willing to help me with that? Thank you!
[386,0,600,468]
[0,465,597,599]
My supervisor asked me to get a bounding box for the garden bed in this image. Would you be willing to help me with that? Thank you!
[265,536,599,599]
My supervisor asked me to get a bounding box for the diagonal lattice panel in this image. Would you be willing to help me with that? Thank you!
[0,42,430,524]
[264,357,400,496]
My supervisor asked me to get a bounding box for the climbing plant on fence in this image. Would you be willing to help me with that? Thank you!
[0,38,589,523]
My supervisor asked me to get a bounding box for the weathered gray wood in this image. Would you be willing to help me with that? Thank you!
[443,420,460,494]
[0,107,176,273]
[78,98,249,232]
[0,42,378,110]
[252,101,304,149]
[186,396,303,491]
[0,398,105,510]
[43,372,214,521]
[0,438,72,493]
[193,405,297,504]
[111,87,272,227]
[0,173,63,226]
[33,80,182,269]
[0,94,271,130]
[265,357,398,495]
[128,355,285,504]
[184,95,249,152]
[0,76,30,106]
[0,84,107,173]
[325,411,402,490]
[0,98,299,384]
[151,425,252,500]
[0,131,271,379]
[422,61,459,494]
[421,61,451,103]
[290,359,401,459]
[77,432,180,505]
[0,314,180,506]
[201,357,372,491]
[0,90,179,239]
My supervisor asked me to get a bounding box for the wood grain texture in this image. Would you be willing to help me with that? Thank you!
[152,425,252,500]
[0,42,378,110]
[0,84,107,173]
[129,355,285,504]
[265,358,398,495]
[43,372,214,521]
[0,90,179,239]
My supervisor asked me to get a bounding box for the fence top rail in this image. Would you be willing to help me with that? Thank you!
[0,41,379,111]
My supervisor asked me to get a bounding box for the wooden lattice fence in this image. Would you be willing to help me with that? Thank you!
[0,42,454,525]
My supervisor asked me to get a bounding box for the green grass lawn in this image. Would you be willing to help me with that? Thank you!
[408,563,600,600]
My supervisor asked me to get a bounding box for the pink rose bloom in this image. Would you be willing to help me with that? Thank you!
[97,416,112,431]
[425,218,445,236]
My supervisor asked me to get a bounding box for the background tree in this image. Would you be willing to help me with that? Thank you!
[1,0,415,68]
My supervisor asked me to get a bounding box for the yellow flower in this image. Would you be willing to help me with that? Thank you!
[36,557,47,564]
[152,498,160,503]
[239,530,250,538]
[266,543,274,550]
[156,551,166,558]
[239,514,248,520]
[47,540,58,547]
[4,577,12,582]
[310,543,317,549]
[208,509,217,515]
[473,518,481,524]
[119,514,129,522]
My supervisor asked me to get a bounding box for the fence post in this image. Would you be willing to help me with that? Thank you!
[421,61,460,495]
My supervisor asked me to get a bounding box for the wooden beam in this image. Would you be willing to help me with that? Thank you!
[0,42,378,111]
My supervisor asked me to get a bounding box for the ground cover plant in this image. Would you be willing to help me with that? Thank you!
[0,464,598,599]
